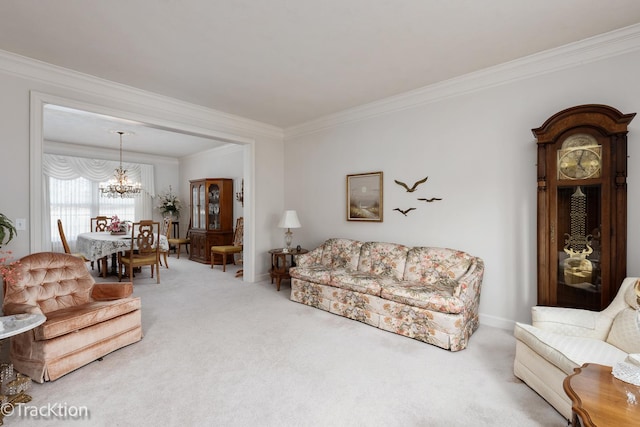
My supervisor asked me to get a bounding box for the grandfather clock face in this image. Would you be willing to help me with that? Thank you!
[557,134,602,180]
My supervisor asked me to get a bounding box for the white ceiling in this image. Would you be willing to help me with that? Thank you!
[43,105,227,158]
[3,1,640,155]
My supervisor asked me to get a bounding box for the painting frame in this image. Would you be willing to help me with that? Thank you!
[346,171,383,222]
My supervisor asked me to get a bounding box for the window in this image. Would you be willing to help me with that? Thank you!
[50,176,135,252]
[43,153,155,252]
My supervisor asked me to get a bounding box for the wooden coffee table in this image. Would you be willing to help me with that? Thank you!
[563,363,640,427]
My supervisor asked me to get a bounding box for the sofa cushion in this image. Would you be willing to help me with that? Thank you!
[357,242,409,280]
[624,279,639,307]
[330,271,399,296]
[605,307,640,354]
[514,322,628,375]
[403,247,474,289]
[289,265,332,285]
[322,238,363,270]
[381,281,465,314]
[23,309,142,361]
[34,297,142,340]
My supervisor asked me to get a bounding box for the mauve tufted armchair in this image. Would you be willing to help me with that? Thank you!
[2,252,142,382]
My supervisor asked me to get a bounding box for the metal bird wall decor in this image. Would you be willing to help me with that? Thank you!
[393,208,416,216]
[394,176,428,192]
[417,197,443,203]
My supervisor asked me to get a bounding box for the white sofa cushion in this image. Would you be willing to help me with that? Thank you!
[514,322,628,375]
[605,307,640,354]
[531,305,616,340]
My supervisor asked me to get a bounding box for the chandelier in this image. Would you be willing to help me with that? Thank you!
[99,131,142,198]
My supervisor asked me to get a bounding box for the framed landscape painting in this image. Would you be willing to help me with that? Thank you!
[347,171,383,222]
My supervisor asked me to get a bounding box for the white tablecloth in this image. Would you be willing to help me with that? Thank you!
[77,232,169,261]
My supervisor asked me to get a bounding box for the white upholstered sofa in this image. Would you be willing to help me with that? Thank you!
[289,238,484,351]
[513,277,640,420]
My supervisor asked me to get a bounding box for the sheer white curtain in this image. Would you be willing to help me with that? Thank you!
[43,154,155,251]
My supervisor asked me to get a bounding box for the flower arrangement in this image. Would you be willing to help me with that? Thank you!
[0,251,21,286]
[156,186,181,217]
[108,215,130,234]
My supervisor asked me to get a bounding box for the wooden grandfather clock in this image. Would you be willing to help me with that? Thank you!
[533,104,635,311]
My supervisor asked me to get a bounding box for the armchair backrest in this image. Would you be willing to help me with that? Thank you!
[3,252,94,315]
[57,219,72,254]
[161,217,172,239]
[233,217,243,247]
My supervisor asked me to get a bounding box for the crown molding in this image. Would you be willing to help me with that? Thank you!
[284,23,640,140]
[182,140,244,160]
[0,49,283,140]
[43,140,179,165]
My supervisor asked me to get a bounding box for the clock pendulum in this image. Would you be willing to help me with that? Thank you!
[562,186,594,288]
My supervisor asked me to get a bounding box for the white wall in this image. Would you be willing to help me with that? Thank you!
[0,50,284,283]
[2,28,640,325]
[283,49,640,329]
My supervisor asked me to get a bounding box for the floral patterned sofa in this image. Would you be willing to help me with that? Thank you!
[289,238,485,351]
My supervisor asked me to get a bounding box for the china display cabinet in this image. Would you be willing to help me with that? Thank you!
[189,178,233,264]
[533,105,635,310]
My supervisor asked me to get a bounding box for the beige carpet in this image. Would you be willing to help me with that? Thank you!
[6,256,567,426]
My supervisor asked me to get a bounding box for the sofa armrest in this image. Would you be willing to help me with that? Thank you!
[453,257,485,307]
[295,246,323,267]
[531,306,613,340]
[91,282,134,301]
[2,303,44,316]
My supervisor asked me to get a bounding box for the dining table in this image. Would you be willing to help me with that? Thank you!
[77,231,169,277]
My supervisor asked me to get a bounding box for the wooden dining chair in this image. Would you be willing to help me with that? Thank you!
[57,219,93,270]
[168,219,191,258]
[210,217,243,274]
[91,216,110,232]
[90,216,110,274]
[159,216,171,268]
[118,220,161,284]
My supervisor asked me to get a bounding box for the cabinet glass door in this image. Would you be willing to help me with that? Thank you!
[198,184,205,229]
[208,183,220,230]
[555,184,602,310]
[192,185,198,228]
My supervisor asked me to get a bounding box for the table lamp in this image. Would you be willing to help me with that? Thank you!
[278,210,301,253]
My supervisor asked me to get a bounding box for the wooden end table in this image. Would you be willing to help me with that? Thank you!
[269,248,307,291]
[563,363,640,427]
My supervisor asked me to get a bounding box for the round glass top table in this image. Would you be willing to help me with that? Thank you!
[0,313,46,340]
[0,313,46,415]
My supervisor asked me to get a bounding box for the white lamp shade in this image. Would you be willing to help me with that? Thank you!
[278,210,301,229]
